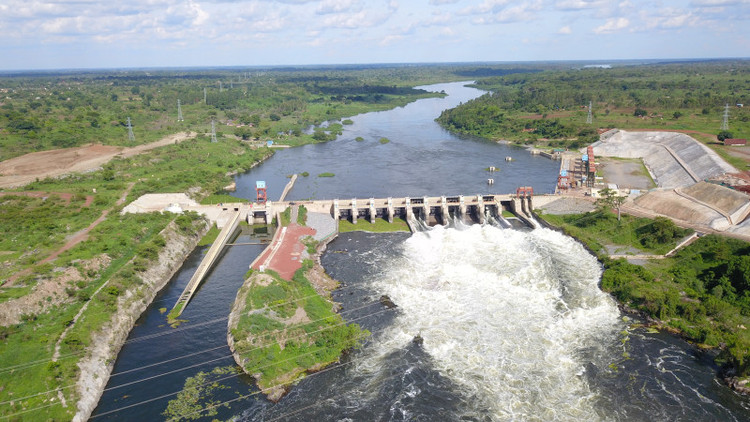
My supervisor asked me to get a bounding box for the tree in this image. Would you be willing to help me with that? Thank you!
[596,187,626,221]
[633,107,647,117]
[673,111,683,119]
[717,130,734,141]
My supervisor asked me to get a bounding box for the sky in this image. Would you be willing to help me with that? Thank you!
[0,0,748,70]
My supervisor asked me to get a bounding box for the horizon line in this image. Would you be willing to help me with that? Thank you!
[1,57,749,75]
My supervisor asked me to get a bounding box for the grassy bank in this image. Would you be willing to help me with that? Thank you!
[437,61,749,150]
[338,217,410,233]
[229,261,368,400]
[539,210,750,380]
[0,137,267,419]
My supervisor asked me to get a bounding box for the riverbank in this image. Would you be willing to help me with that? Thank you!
[536,210,750,395]
[73,218,209,421]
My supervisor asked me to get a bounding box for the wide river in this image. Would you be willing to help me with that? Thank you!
[93,82,750,421]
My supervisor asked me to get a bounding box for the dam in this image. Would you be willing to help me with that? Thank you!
[156,189,539,317]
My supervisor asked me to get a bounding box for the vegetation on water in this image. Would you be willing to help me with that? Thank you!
[540,210,750,378]
[317,172,335,178]
[230,262,369,397]
[162,366,236,421]
[338,217,410,233]
[437,60,749,151]
[379,137,390,144]
[3,60,749,418]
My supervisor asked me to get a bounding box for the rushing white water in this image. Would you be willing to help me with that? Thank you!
[363,225,623,420]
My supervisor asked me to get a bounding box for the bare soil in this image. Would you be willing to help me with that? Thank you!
[598,157,655,190]
[0,132,196,188]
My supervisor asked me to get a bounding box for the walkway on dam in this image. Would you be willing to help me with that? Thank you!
[250,206,334,280]
[170,210,242,318]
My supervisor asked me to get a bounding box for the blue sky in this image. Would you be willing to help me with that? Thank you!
[1,0,748,70]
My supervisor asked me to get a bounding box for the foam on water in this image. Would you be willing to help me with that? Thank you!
[364,224,622,420]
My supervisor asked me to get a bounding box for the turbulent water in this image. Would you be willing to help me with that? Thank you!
[362,225,621,420]
[93,80,750,421]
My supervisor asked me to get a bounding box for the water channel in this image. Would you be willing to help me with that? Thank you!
[93,82,750,420]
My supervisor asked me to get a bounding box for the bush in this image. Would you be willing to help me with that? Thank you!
[717,130,734,141]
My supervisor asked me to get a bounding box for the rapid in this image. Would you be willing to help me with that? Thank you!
[370,225,620,420]
[91,81,750,421]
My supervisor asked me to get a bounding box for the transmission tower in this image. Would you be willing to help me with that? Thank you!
[721,103,729,131]
[210,119,218,143]
[586,101,593,124]
[126,117,135,142]
[177,99,184,122]
[203,87,207,104]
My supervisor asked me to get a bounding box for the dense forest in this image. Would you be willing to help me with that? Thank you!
[0,64,544,161]
[437,60,750,147]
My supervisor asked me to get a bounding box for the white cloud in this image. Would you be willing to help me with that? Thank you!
[379,33,404,45]
[690,0,749,6]
[429,0,460,4]
[321,1,396,29]
[317,0,362,15]
[593,17,629,33]
[461,0,511,15]
[639,8,700,30]
[558,25,572,34]
[440,27,456,36]
[469,1,542,24]
[555,0,608,11]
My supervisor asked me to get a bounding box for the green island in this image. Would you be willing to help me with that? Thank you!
[0,64,484,420]
[228,262,368,402]
[339,217,410,233]
[1,60,750,419]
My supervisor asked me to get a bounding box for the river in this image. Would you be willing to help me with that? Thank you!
[92,81,750,421]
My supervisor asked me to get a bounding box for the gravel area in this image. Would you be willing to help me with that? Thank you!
[537,197,596,215]
[306,212,337,241]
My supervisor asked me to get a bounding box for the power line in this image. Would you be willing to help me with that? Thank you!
[721,103,729,131]
[0,280,375,375]
[126,117,135,142]
[102,302,392,420]
[177,99,184,122]
[0,297,389,415]
[104,300,384,392]
[27,304,394,420]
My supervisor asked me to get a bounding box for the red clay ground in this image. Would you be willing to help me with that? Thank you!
[252,223,316,280]
[0,132,195,189]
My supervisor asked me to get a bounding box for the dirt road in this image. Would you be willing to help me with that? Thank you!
[0,132,196,189]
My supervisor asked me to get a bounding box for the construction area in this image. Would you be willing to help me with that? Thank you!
[546,129,750,239]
